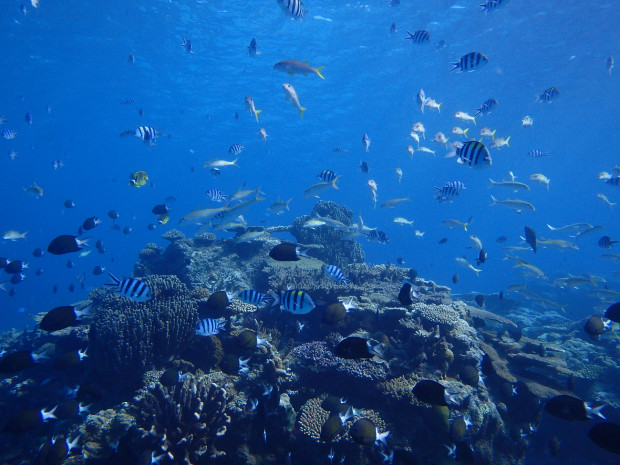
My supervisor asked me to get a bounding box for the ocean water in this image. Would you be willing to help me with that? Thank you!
[0,1,619,461]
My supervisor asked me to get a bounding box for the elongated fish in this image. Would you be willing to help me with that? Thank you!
[273,60,325,80]
[490,195,535,213]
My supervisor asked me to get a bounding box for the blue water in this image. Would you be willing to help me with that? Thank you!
[1,0,619,333]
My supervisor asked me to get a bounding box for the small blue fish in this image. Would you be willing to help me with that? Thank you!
[106,273,152,302]
[247,38,258,57]
[2,129,17,140]
[528,149,549,158]
[480,0,510,13]
[325,265,349,285]
[359,161,370,174]
[228,144,245,156]
[536,87,560,103]
[196,318,225,336]
[206,188,228,202]
[181,37,194,54]
[451,52,488,72]
[317,170,338,183]
[25,112,32,125]
[474,98,498,116]
[406,30,430,45]
[606,176,620,187]
[278,0,304,19]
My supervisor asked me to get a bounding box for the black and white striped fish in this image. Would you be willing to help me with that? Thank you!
[537,87,560,103]
[451,52,488,73]
[474,98,498,116]
[435,181,466,197]
[235,289,272,306]
[366,229,390,244]
[206,188,228,202]
[406,30,430,45]
[325,265,349,285]
[456,141,492,169]
[196,318,225,336]
[317,170,338,183]
[480,0,510,12]
[2,129,17,140]
[270,289,315,314]
[278,0,304,20]
[528,149,549,158]
[106,273,152,302]
[228,144,245,156]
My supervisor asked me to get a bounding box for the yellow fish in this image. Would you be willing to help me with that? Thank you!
[129,170,148,187]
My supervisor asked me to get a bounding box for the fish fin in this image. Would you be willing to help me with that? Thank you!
[450,62,460,72]
[505,136,510,146]
[331,175,342,190]
[254,109,262,122]
[472,116,477,126]
[489,195,498,206]
[438,103,442,113]
[315,66,325,80]
[106,273,119,286]
[299,106,306,118]
[463,128,469,137]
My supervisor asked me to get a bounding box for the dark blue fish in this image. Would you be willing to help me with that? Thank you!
[229,144,245,156]
[247,38,258,57]
[366,229,389,244]
[106,273,152,302]
[474,98,498,116]
[480,0,511,12]
[317,170,338,183]
[325,265,349,285]
[496,235,508,243]
[278,0,304,19]
[598,236,618,249]
[528,149,549,158]
[389,22,397,36]
[456,141,492,169]
[236,289,272,306]
[181,37,194,54]
[196,318,225,336]
[359,161,370,174]
[435,181,465,198]
[606,176,620,187]
[25,112,32,125]
[406,30,430,45]
[451,52,488,72]
[537,87,560,103]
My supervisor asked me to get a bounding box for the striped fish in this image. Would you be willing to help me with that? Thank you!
[317,170,338,183]
[451,52,488,73]
[366,229,390,244]
[106,273,152,302]
[456,141,492,169]
[228,144,245,156]
[474,98,498,116]
[606,176,620,187]
[278,0,304,20]
[480,0,510,12]
[325,265,349,285]
[236,289,271,306]
[2,129,17,140]
[528,149,549,158]
[537,87,560,103]
[196,318,225,336]
[406,30,431,45]
[270,289,315,314]
[206,188,228,202]
[436,181,466,197]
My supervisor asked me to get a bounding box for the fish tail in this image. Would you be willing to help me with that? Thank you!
[232,158,239,167]
[331,175,342,190]
[299,106,306,118]
[254,109,262,122]
[505,136,510,146]
[472,116,477,126]
[489,195,498,207]
[106,273,119,286]
[450,62,460,72]
[438,103,442,113]
[463,128,469,137]
[491,129,496,139]
[315,66,325,80]
[286,198,293,210]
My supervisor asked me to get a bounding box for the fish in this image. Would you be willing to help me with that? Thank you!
[317,170,338,183]
[258,128,268,142]
[475,295,485,307]
[436,180,466,198]
[358,161,370,173]
[196,318,226,336]
[82,216,101,231]
[452,127,469,138]
[411,122,426,139]
[529,174,550,190]
[435,39,447,52]
[393,217,414,226]
[416,89,426,112]
[282,83,306,118]
[228,144,245,156]
[490,195,535,213]
[235,230,268,242]
[521,115,534,127]
[480,127,496,139]
[365,229,389,244]
[424,99,442,113]
[268,197,292,215]
[537,86,560,103]
[244,96,262,122]
[546,222,592,233]
[181,37,193,53]
[2,407,57,434]
[606,176,620,187]
[234,290,272,307]
[335,337,383,360]
[229,186,264,203]
[395,167,403,183]
[106,273,152,302]
[490,136,510,150]
[454,112,476,125]
[219,195,265,223]
[269,243,308,261]
[601,253,620,263]
[278,0,304,20]
[3,230,27,241]
[524,226,537,253]
[362,133,371,152]
[545,395,605,421]
[433,132,449,146]
[598,236,618,249]
[412,380,456,406]
[206,188,228,203]
[416,147,436,156]
[474,98,498,116]
[202,158,238,169]
[406,30,431,44]
[451,52,488,72]
[8,149,18,160]
[469,235,483,250]
[398,281,419,305]
[0,350,48,373]
[597,193,616,209]
[2,129,17,140]
[604,302,620,322]
[496,235,508,243]
[456,257,482,276]
[179,206,229,225]
[247,38,258,57]
[489,179,530,191]
[477,249,487,265]
[573,224,604,239]
[303,218,327,229]
[389,22,397,36]
[380,197,411,209]
[514,263,547,280]
[456,141,492,169]
[39,305,91,332]
[273,59,324,79]
[304,176,341,198]
[324,265,349,285]
[270,289,316,314]
[47,235,89,255]
[528,149,549,158]
[589,422,620,455]
[121,126,160,147]
[452,273,459,284]
[442,217,472,231]
[607,56,614,75]
[23,182,43,198]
